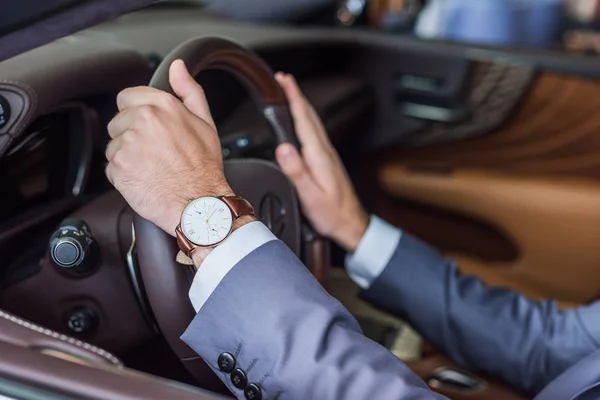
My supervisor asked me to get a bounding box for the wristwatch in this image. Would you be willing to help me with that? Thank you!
[175,195,255,259]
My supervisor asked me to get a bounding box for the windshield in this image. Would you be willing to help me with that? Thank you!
[0,0,89,35]
[0,0,153,62]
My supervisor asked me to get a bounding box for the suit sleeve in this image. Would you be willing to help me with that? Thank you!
[181,240,446,400]
[360,232,600,395]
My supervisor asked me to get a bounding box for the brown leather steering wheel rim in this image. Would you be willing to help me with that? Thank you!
[150,36,301,149]
[133,37,304,393]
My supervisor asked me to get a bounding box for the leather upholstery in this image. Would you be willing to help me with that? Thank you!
[150,37,285,105]
[0,310,223,399]
[0,308,121,367]
[379,166,600,308]
[0,191,155,355]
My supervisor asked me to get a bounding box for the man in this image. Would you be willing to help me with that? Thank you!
[105,60,600,400]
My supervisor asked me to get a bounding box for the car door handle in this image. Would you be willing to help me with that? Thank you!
[399,101,470,123]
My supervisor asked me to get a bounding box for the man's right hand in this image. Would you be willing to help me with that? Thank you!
[274,73,369,253]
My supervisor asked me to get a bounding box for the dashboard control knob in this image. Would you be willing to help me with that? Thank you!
[0,94,10,129]
[49,218,98,274]
[64,306,98,335]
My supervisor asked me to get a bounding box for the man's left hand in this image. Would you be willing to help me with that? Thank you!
[106,60,233,236]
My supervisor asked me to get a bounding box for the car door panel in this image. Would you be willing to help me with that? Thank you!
[378,71,600,176]
[361,64,600,308]
[379,166,600,308]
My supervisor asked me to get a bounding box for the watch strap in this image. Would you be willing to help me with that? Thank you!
[175,225,196,258]
[221,196,254,218]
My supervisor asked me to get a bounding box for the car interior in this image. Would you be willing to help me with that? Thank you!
[1,0,600,399]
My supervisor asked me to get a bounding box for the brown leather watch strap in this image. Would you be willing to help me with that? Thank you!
[221,196,255,218]
[175,226,196,257]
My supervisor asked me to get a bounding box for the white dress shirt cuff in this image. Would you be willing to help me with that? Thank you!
[188,221,277,312]
[345,215,402,289]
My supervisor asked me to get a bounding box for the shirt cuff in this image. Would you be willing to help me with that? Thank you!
[345,215,402,289]
[188,221,277,311]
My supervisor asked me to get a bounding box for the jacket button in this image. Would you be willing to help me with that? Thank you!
[217,353,236,373]
[231,368,248,389]
[244,383,262,400]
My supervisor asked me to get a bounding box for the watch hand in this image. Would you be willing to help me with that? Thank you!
[207,208,218,223]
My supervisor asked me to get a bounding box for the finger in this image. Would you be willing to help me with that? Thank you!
[105,162,114,186]
[276,73,337,179]
[287,74,331,145]
[275,73,330,150]
[107,108,136,139]
[105,135,123,161]
[116,86,168,111]
[169,59,216,130]
[276,143,323,195]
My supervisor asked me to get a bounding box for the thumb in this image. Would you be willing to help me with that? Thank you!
[276,143,320,199]
[169,59,216,129]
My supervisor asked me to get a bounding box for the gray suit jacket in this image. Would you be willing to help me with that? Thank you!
[181,238,600,399]
[360,233,600,397]
[181,240,445,399]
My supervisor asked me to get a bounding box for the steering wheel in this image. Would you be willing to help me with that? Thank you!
[133,37,322,392]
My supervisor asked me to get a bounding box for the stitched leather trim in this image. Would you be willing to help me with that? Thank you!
[0,310,122,367]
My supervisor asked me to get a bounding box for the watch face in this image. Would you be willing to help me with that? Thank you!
[180,197,233,246]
